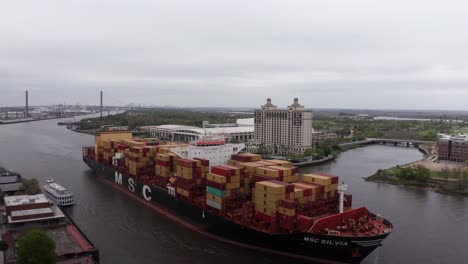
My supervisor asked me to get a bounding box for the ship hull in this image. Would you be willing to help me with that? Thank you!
[84,156,388,263]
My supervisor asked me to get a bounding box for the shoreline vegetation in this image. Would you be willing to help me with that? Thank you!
[365,161,468,197]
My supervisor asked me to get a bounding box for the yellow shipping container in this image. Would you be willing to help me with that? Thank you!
[283,174,299,183]
[254,198,278,209]
[294,182,322,195]
[266,160,292,167]
[278,206,296,217]
[294,188,304,198]
[254,190,285,202]
[324,183,338,192]
[206,193,223,204]
[176,187,189,197]
[307,195,317,202]
[243,162,264,173]
[156,153,170,161]
[178,172,193,180]
[255,167,283,178]
[297,197,308,204]
[206,173,227,184]
[255,181,286,195]
[302,174,332,185]
[226,182,240,190]
[267,166,292,176]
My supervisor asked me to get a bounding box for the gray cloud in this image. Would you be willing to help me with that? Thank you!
[1,0,468,110]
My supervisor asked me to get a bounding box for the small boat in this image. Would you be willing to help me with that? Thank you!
[43,178,74,206]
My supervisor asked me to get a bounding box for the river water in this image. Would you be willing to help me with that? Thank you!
[0,118,466,264]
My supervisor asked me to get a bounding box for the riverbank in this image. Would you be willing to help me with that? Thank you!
[366,164,468,197]
[291,155,336,167]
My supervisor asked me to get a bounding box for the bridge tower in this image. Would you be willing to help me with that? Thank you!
[100,91,103,119]
[25,90,29,117]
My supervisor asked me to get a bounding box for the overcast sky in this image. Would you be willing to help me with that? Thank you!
[1,0,468,110]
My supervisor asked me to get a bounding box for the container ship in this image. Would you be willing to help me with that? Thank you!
[82,131,392,263]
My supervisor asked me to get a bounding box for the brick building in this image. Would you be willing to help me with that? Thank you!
[437,134,468,162]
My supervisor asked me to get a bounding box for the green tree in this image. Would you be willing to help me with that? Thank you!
[303,148,314,157]
[0,240,9,252]
[413,165,430,182]
[20,178,41,195]
[17,229,56,264]
[0,190,5,205]
[257,144,268,155]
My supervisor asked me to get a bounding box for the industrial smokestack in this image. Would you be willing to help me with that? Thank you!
[100,91,103,118]
[25,90,29,117]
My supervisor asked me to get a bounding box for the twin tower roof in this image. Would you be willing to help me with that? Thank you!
[261,98,304,110]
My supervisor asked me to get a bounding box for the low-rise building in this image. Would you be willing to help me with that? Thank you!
[4,194,65,226]
[141,124,254,143]
[0,167,22,194]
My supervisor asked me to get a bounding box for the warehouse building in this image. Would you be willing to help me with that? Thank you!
[437,134,468,162]
[141,125,254,143]
[3,194,65,226]
[254,98,313,155]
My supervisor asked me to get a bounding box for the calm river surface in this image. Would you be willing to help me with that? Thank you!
[1,118,467,264]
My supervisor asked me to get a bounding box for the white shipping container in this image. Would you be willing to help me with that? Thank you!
[206,199,222,210]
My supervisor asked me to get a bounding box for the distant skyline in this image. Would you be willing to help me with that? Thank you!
[1,1,468,110]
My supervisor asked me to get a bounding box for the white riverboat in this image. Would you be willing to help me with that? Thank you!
[43,178,74,206]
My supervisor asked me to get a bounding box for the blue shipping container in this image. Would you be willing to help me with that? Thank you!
[206,186,225,197]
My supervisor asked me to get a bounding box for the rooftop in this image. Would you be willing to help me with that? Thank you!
[46,225,94,255]
[144,125,254,135]
[11,207,54,218]
[438,133,468,141]
[0,176,19,184]
[7,203,65,224]
[0,182,22,193]
[4,194,49,207]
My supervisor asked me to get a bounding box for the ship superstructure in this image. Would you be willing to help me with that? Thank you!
[170,136,245,167]
[83,131,392,263]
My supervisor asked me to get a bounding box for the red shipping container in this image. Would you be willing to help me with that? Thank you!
[156,160,171,167]
[279,199,297,209]
[118,144,128,150]
[297,215,313,229]
[291,166,299,174]
[251,174,273,184]
[293,184,312,197]
[278,214,296,225]
[127,156,140,162]
[206,180,226,190]
[177,158,198,168]
[142,147,151,153]
[129,147,142,153]
[255,211,273,223]
[193,157,209,166]
[231,154,252,162]
[193,167,202,179]
[344,194,352,208]
[176,177,197,188]
[211,166,236,177]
